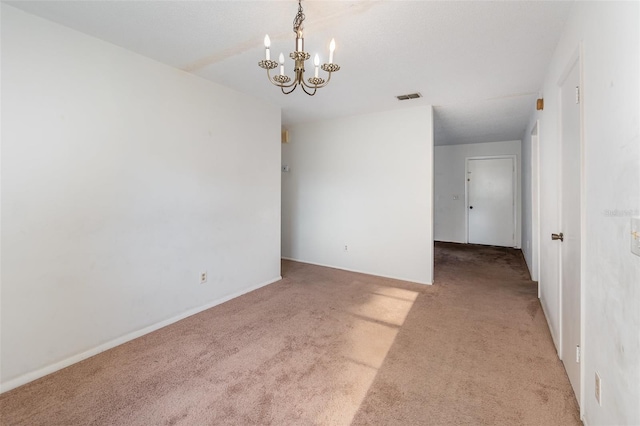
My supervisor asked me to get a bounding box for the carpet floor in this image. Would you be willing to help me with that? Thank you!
[0,243,580,425]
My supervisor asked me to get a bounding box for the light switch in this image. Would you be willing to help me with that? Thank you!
[282,165,290,173]
[632,217,640,257]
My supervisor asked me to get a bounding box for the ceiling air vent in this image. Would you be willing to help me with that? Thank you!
[396,93,422,101]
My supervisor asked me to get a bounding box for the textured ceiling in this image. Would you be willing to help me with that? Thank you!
[5,0,573,146]
[434,93,539,146]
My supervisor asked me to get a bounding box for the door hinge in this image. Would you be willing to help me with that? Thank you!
[575,86,580,104]
[576,345,581,363]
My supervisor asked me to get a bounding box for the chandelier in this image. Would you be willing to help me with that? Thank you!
[258,0,340,96]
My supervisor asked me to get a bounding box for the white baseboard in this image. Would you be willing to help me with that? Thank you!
[434,239,466,244]
[281,257,432,285]
[0,276,282,394]
[539,296,560,358]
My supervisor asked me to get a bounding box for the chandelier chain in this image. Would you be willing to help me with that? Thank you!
[293,0,305,34]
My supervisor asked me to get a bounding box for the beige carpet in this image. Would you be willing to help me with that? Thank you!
[0,243,580,425]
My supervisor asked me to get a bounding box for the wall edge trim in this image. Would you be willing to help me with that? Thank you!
[281,257,432,286]
[0,275,283,394]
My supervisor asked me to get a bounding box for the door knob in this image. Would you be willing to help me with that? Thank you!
[551,232,564,241]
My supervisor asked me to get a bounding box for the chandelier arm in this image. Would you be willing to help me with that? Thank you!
[273,78,297,89]
[282,84,298,95]
[301,84,317,96]
[266,69,297,88]
[321,70,334,87]
[300,75,314,89]
[301,70,334,90]
[300,79,320,90]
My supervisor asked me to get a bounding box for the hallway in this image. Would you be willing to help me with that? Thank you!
[393,241,582,424]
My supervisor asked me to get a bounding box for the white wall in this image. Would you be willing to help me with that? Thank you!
[1,5,281,391]
[434,140,521,248]
[521,126,534,278]
[281,106,433,285]
[527,2,640,424]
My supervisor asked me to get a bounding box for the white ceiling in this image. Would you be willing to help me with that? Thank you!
[5,0,573,146]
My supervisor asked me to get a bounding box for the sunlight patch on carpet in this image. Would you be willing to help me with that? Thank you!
[317,285,419,423]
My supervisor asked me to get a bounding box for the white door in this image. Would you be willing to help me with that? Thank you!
[558,58,582,402]
[467,157,515,247]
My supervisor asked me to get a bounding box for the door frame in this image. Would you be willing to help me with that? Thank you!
[465,155,517,247]
[531,121,541,287]
[556,44,586,412]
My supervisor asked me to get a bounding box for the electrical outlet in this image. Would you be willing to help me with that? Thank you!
[200,271,207,284]
[344,244,348,252]
[595,372,602,406]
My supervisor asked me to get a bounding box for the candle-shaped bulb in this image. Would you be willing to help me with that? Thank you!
[279,52,285,75]
[264,34,271,60]
[296,30,304,52]
[314,54,320,78]
[329,38,336,63]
